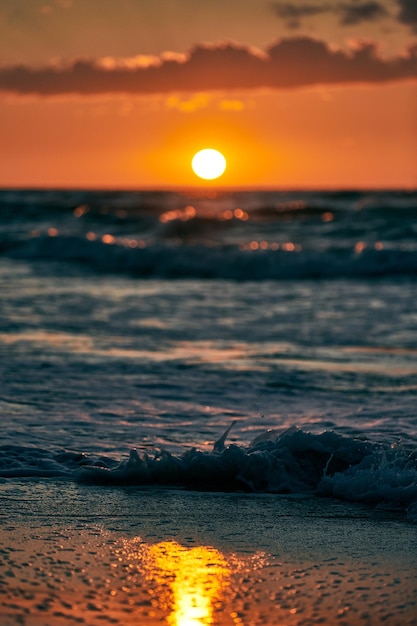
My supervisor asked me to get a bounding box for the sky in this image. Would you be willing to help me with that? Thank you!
[0,0,416,189]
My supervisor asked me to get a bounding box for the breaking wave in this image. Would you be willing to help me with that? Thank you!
[1,427,416,522]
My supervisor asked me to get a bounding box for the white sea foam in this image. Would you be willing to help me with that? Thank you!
[1,428,415,520]
[76,426,417,521]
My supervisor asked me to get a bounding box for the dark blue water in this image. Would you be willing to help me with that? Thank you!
[0,189,416,520]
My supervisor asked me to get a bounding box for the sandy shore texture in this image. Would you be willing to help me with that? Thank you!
[0,480,416,626]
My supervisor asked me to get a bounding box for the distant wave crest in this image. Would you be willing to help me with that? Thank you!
[4,234,417,280]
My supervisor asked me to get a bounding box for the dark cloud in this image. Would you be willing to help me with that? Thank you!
[0,37,416,97]
[338,2,388,25]
[271,3,327,28]
[266,38,416,87]
[397,0,417,32]
[272,1,389,28]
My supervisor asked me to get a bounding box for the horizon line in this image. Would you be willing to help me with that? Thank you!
[1,184,416,194]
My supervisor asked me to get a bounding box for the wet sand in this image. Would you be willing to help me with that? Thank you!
[0,480,416,625]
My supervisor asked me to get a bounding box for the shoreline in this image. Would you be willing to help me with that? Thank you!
[1,481,416,625]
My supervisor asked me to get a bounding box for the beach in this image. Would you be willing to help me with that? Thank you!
[1,189,417,625]
[1,481,416,626]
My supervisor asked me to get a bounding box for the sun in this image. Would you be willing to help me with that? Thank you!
[191,149,226,180]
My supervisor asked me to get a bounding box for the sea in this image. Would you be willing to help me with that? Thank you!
[1,188,417,522]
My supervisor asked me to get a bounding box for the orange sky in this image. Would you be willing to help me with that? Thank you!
[1,0,416,189]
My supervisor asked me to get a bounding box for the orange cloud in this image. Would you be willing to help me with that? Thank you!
[218,99,245,111]
[0,37,416,96]
[165,93,210,112]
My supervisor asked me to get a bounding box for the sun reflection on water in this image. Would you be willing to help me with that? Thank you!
[144,541,231,625]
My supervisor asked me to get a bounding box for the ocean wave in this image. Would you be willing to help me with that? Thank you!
[4,233,417,280]
[1,427,416,522]
[2,190,417,246]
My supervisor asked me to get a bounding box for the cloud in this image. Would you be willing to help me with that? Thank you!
[397,0,417,32]
[165,93,210,113]
[338,2,389,25]
[271,3,327,29]
[0,37,416,97]
[271,1,389,28]
[39,0,73,14]
[218,99,246,111]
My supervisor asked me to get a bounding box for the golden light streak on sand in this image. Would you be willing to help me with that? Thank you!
[142,541,231,625]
